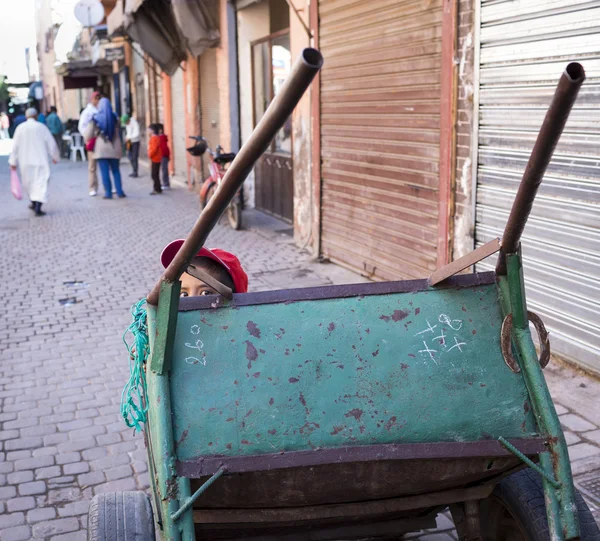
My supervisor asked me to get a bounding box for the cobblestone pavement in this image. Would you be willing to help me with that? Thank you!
[1,151,599,540]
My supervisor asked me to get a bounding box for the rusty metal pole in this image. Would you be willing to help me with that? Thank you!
[496,62,585,275]
[147,48,323,305]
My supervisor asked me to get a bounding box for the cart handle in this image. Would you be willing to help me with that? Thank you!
[496,62,585,275]
[147,48,323,306]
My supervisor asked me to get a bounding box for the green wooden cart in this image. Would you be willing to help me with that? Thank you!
[87,51,600,541]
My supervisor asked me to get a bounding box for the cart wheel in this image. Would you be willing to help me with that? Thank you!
[87,491,155,541]
[227,197,243,230]
[480,469,600,541]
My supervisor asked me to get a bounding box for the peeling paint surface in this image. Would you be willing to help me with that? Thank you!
[170,284,538,461]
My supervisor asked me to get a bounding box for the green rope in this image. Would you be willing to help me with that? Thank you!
[121,299,150,432]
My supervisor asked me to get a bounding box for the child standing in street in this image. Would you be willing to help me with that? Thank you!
[157,124,171,190]
[147,124,162,195]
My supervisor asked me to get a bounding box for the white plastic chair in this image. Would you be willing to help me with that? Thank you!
[70,133,86,162]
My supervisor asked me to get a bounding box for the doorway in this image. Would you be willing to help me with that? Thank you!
[252,30,293,222]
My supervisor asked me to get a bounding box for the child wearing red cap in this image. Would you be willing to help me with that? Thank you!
[161,240,248,297]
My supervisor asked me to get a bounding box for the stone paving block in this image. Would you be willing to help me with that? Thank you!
[569,443,600,462]
[0,486,17,499]
[78,470,106,486]
[4,437,44,451]
[0,513,25,529]
[56,452,80,465]
[584,430,600,445]
[7,497,35,513]
[14,455,54,471]
[564,431,581,446]
[63,462,89,475]
[93,477,137,495]
[105,464,133,481]
[560,414,597,433]
[18,481,46,496]
[35,465,62,480]
[7,470,34,484]
[0,525,31,541]
[51,531,87,541]
[57,500,90,517]
[32,517,80,538]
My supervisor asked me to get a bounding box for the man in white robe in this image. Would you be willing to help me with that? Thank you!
[9,108,59,216]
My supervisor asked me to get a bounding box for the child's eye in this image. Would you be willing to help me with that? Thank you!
[200,290,211,296]
[180,291,189,298]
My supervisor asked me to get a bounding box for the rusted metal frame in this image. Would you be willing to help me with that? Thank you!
[498,437,560,489]
[190,485,493,524]
[496,63,585,275]
[147,49,323,305]
[171,467,226,523]
[309,0,321,257]
[149,281,181,374]
[450,500,483,541]
[502,254,579,539]
[177,438,546,477]
[429,238,500,286]
[194,516,436,541]
[178,271,497,311]
[437,0,458,268]
[147,296,183,541]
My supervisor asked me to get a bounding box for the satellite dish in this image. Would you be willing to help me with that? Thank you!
[74,0,104,27]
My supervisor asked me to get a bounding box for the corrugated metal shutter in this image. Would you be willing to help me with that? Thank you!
[319,0,443,281]
[200,48,220,179]
[474,0,600,374]
[171,68,188,178]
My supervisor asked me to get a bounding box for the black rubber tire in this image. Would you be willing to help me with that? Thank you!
[227,198,243,230]
[87,491,155,541]
[481,469,600,541]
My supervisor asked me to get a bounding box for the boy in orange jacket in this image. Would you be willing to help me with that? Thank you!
[147,124,162,194]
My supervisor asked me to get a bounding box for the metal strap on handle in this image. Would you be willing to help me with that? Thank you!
[496,63,585,275]
[500,311,551,373]
[147,48,324,306]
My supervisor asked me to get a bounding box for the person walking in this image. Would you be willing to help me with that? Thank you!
[0,112,10,139]
[84,98,126,199]
[46,106,64,156]
[121,114,140,177]
[8,108,59,216]
[78,91,101,196]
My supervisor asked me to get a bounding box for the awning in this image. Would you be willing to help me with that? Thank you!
[171,0,219,57]
[108,0,218,74]
[56,59,113,78]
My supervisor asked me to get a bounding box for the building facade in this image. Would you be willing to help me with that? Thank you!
[95,0,600,375]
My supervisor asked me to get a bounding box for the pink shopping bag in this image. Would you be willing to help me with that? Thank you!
[10,168,22,200]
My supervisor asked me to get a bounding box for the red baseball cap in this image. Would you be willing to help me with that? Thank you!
[160,239,248,294]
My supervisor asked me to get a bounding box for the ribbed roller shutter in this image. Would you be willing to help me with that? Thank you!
[171,68,188,178]
[200,48,220,179]
[319,0,443,280]
[474,0,600,374]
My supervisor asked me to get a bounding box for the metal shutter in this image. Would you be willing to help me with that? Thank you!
[318,0,443,280]
[200,48,220,179]
[474,0,600,374]
[171,68,188,178]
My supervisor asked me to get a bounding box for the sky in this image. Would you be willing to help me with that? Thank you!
[0,0,39,82]
[0,0,82,83]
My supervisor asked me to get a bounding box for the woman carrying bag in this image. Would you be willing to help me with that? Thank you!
[84,98,126,199]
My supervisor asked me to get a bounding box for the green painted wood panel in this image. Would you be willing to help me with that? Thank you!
[170,284,539,461]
